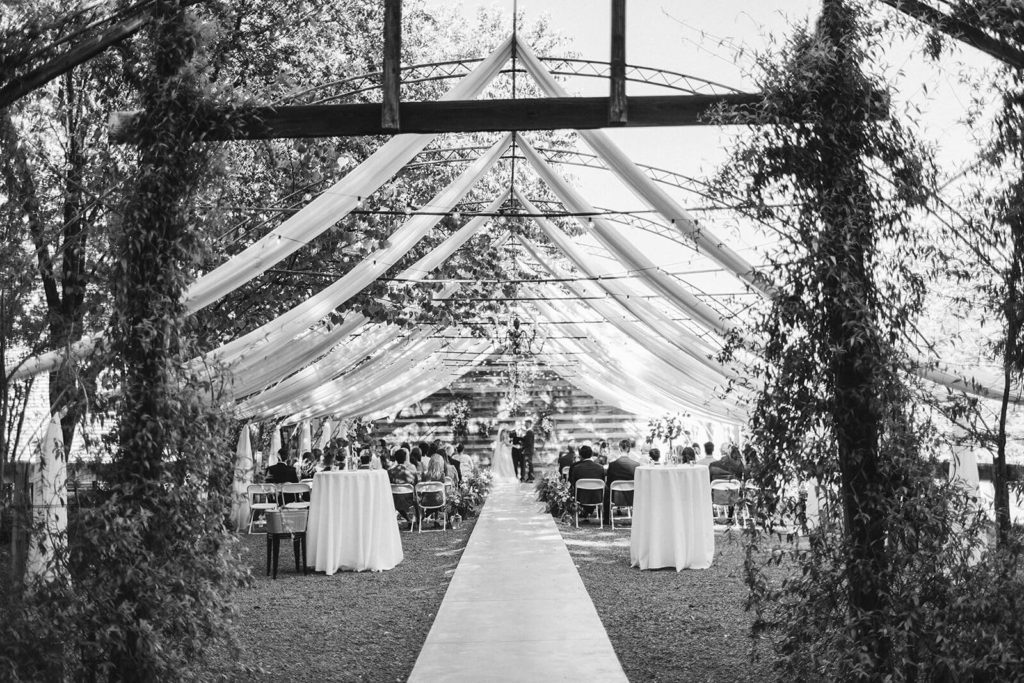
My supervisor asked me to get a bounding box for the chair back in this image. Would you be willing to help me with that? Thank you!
[266,509,307,534]
[574,478,605,506]
[610,479,635,507]
[392,484,415,510]
[280,482,311,506]
[247,483,278,505]
[711,480,741,506]
[415,481,446,510]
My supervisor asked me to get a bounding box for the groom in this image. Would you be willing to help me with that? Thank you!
[510,426,523,481]
[520,419,535,483]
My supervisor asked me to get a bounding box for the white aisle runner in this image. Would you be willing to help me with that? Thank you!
[409,481,628,682]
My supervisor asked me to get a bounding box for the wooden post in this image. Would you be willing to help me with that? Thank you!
[609,0,627,124]
[382,0,402,131]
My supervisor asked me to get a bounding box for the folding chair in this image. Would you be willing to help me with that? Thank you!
[246,483,279,534]
[609,480,635,529]
[280,482,311,509]
[265,509,308,579]
[711,479,742,524]
[574,478,605,528]
[415,481,447,532]
[391,484,416,530]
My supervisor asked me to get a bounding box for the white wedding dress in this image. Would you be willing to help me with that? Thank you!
[491,433,517,482]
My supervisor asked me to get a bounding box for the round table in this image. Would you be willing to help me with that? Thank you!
[630,464,714,571]
[306,470,403,574]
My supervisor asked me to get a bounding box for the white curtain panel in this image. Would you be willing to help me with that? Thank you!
[26,414,68,582]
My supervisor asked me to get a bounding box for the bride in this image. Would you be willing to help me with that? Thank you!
[490,428,517,482]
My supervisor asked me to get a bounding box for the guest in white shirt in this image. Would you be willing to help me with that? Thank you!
[694,441,717,466]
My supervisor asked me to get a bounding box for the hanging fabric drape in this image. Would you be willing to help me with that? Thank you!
[268,427,281,466]
[514,39,772,297]
[26,414,68,583]
[184,39,514,313]
[6,38,517,383]
[531,296,744,422]
[514,189,731,363]
[517,234,735,389]
[518,136,735,337]
[231,424,254,532]
[203,138,511,373]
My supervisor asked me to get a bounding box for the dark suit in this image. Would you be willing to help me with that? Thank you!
[605,456,638,519]
[521,429,535,481]
[569,458,605,517]
[510,431,523,480]
[266,461,298,484]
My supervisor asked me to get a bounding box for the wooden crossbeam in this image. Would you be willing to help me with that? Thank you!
[109,93,764,142]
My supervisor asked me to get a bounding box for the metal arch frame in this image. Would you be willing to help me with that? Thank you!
[214,143,783,263]
[273,56,744,106]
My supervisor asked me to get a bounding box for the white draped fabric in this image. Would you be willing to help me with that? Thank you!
[514,189,727,368]
[515,40,771,297]
[518,136,735,336]
[26,415,68,582]
[518,236,734,390]
[306,470,404,573]
[297,420,312,454]
[268,428,281,466]
[183,38,514,313]
[204,137,511,373]
[231,425,254,532]
[630,465,715,571]
[316,418,333,449]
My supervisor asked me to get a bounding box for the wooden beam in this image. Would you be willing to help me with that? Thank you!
[110,93,765,142]
[877,0,1024,70]
[609,0,627,124]
[382,0,402,130]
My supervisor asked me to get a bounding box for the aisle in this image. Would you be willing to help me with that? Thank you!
[408,480,628,682]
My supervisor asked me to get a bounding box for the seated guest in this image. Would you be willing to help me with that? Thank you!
[266,453,299,484]
[596,440,609,466]
[679,446,696,464]
[321,450,336,471]
[648,447,661,464]
[445,444,462,483]
[710,446,745,481]
[695,441,716,466]
[569,445,606,519]
[605,446,639,519]
[409,447,425,474]
[558,445,577,478]
[442,445,461,484]
[418,454,448,527]
[389,449,417,486]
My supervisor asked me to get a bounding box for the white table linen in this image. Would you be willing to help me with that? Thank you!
[307,470,403,574]
[630,465,714,571]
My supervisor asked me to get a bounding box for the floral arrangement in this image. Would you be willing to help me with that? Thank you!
[447,466,493,522]
[534,472,577,521]
[441,398,471,441]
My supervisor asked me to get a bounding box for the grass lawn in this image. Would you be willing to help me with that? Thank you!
[559,519,777,682]
[217,518,476,682]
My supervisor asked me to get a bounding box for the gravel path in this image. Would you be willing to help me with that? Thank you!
[559,522,772,683]
[220,519,476,682]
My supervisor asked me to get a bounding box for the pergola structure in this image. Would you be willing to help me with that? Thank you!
[5,0,1020,437]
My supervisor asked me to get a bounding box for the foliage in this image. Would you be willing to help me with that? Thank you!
[646,412,686,445]
[447,466,492,519]
[534,472,576,521]
[707,1,1024,679]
